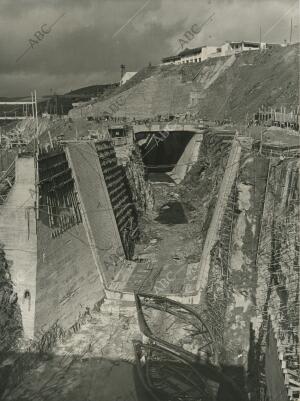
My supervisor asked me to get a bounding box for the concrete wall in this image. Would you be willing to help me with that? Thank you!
[2,142,138,336]
[168,133,203,183]
[35,149,106,334]
[35,218,104,334]
[66,142,124,285]
[0,156,37,339]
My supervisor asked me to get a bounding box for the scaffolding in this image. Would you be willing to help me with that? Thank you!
[255,156,300,400]
[0,92,36,120]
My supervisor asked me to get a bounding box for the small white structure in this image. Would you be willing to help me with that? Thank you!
[120,72,137,86]
[219,41,267,56]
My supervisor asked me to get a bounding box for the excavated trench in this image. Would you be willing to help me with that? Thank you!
[133,133,287,399]
[132,133,233,297]
[0,131,253,401]
[136,131,195,225]
[2,120,299,401]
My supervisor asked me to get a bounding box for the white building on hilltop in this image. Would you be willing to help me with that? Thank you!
[162,46,219,65]
[220,41,267,56]
[161,41,269,65]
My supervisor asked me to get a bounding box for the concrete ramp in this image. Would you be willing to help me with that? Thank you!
[0,157,37,339]
[66,142,124,286]
[168,134,203,184]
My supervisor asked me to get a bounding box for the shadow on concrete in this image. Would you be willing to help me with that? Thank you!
[0,349,251,401]
[218,364,248,401]
[0,352,152,401]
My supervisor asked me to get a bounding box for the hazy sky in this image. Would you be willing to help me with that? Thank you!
[0,0,298,97]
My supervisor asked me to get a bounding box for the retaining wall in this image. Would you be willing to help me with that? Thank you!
[0,156,37,339]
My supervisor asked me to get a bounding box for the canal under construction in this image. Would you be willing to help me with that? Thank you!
[0,115,299,401]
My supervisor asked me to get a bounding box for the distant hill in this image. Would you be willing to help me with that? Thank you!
[0,83,119,116]
[65,83,118,97]
[36,83,120,115]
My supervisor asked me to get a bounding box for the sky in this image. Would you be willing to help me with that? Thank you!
[0,0,298,97]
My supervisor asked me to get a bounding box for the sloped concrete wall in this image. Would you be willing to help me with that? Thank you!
[168,133,203,183]
[35,221,104,334]
[194,136,241,304]
[35,149,105,335]
[0,157,37,339]
[66,142,125,285]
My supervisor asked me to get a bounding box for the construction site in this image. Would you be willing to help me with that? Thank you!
[0,42,299,401]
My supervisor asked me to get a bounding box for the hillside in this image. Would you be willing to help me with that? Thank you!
[69,44,299,122]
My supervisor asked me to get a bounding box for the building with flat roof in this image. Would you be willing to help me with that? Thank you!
[161,41,270,65]
[162,46,218,65]
[221,41,267,56]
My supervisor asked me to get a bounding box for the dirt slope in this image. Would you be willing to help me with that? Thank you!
[196,44,299,121]
[69,44,299,122]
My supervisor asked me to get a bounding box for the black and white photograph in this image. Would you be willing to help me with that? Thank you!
[0,1,299,400]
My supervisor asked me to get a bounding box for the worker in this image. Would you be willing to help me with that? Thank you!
[277,154,285,166]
